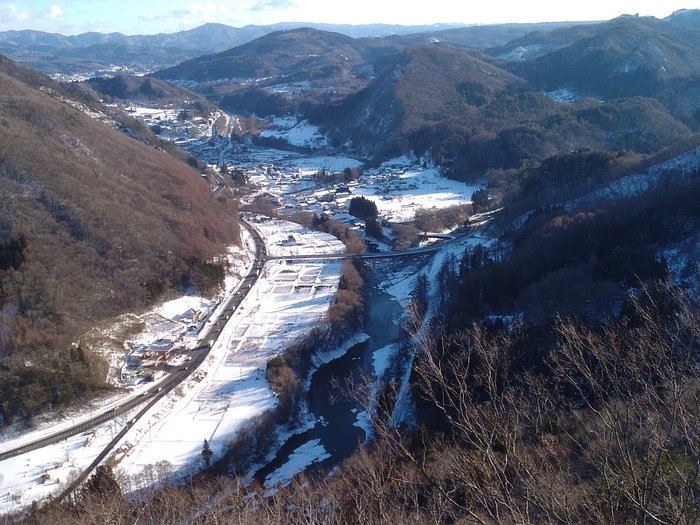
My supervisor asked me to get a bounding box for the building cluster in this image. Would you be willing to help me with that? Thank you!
[120,308,205,386]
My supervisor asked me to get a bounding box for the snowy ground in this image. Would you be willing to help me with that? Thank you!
[543,88,582,103]
[498,44,546,62]
[260,117,328,149]
[169,110,477,228]
[0,245,251,513]
[251,216,345,257]
[286,155,364,173]
[0,417,130,513]
[0,223,488,510]
[256,330,372,488]
[347,159,479,223]
[115,220,343,485]
[264,439,331,487]
[122,104,222,143]
[0,219,344,510]
[0,106,494,509]
[123,105,478,230]
[231,151,478,230]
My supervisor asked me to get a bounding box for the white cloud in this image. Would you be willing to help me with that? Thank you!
[46,4,63,18]
[0,3,31,24]
[251,0,296,11]
[161,1,304,27]
[0,2,64,29]
[156,2,233,24]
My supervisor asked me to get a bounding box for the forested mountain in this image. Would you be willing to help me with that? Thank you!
[384,21,586,48]
[0,23,272,76]
[0,55,239,423]
[507,15,700,99]
[80,74,213,108]
[0,21,582,78]
[153,27,395,83]
[5,11,700,525]
[312,41,690,173]
[317,42,528,156]
[150,18,699,176]
[664,7,700,29]
[154,27,408,118]
[342,15,700,169]
[487,22,602,62]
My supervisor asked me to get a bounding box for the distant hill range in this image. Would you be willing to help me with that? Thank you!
[0,21,581,77]
[158,17,696,167]
[9,10,700,176]
[144,12,700,169]
[317,37,690,164]
[153,27,391,83]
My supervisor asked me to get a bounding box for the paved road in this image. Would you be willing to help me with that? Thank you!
[2,215,470,498]
[0,218,266,499]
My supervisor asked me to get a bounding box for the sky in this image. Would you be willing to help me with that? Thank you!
[0,1,695,35]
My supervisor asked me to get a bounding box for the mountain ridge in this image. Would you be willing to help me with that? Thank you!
[505,15,700,99]
[0,20,584,77]
[0,54,239,422]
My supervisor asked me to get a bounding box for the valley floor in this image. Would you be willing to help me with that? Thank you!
[0,107,484,513]
[0,219,344,512]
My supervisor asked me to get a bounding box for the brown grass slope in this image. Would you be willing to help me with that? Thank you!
[0,55,238,423]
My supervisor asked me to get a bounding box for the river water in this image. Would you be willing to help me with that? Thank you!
[254,258,427,483]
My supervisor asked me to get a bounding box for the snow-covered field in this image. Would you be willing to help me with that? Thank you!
[234,151,478,227]
[347,159,479,223]
[543,88,581,103]
[253,216,345,257]
[0,413,134,513]
[122,104,221,143]
[0,220,344,510]
[116,220,343,484]
[498,44,547,62]
[0,104,496,511]
[260,117,328,149]
[287,155,364,173]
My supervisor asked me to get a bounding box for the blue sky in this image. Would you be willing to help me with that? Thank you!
[0,1,694,35]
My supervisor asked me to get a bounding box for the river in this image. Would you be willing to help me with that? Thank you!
[254,258,428,484]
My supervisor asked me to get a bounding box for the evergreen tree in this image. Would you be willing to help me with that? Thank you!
[84,465,121,498]
[201,438,214,467]
[343,167,360,182]
[365,218,383,240]
[471,188,489,211]
[348,196,379,221]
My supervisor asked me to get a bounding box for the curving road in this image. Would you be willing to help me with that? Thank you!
[54,217,266,500]
[2,216,473,499]
[0,218,266,500]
